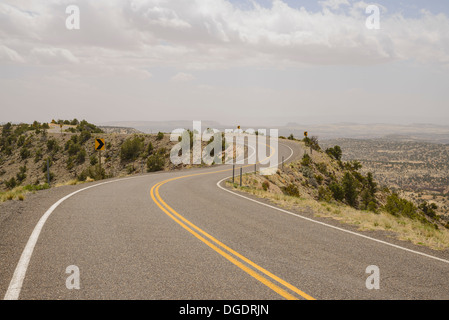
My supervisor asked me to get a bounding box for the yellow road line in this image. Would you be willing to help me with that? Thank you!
[150,183,298,300]
[153,179,315,300]
[149,141,315,300]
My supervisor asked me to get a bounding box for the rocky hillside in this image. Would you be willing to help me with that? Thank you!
[235,136,449,234]
[0,120,179,194]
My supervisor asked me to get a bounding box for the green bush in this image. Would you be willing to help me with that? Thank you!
[419,202,438,219]
[303,136,321,151]
[325,146,342,161]
[16,166,27,184]
[120,136,144,161]
[4,177,17,190]
[342,172,358,207]
[147,152,165,172]
[156,132,164,140]
[34,148,43,163]
[301,153,312,166]
[262,181,270,191]
[79,130,91,144]
[68,143,81,156]
[384,193,418,219]
[20,147,31,160]
[282,184,300,197]
[329,182,344,201]
[17,135,25,147]
[46,138,59,152]
[76,148,86,164]
[146,142,154,155]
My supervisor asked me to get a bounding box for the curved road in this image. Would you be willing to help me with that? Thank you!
[1,140,449,300]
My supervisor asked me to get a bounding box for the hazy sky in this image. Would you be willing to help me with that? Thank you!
[1,0,448,126]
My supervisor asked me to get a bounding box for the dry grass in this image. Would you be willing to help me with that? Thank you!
[0,187,27,202]
[226,180,449,251]
[54,179,85,187]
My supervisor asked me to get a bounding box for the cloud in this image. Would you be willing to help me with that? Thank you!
[171,72,196,82]
[30,47,80,64]
[0,45,25,63]
[0,0,448,71]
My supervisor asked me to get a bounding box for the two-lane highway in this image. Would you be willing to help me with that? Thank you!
[2,140,449,299]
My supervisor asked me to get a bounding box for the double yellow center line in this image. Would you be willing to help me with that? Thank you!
[149,164,315,300]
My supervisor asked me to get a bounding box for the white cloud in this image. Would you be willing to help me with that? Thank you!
[30,47,79,64]
[171,72,195,82]
[0,45,24,63]
[1,0,448,70]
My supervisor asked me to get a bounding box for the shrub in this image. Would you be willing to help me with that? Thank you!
[342,172,358,207]
[262,181,270,191]
[68,143,81,156]
[329,182,344,201]
[384,193,418,219]
[79,130,91,144]
[16,166,27,184]
[419,202,438,219]
[17,135,25,147]
[156,132,164,140]
[318,186,333,202]
[46,138,59,152]
[34,148,43,163]
[367,201,378,213]
[316,162,328,175]
[282,184,300,197]
[76,148,86,164]
[325,146,342,161]
[147,152,165,172]
[146,142,154,155]
[20,147,31,160]
[303,136,321,151]
[4,177,17,190]
[120,136,144,161]
[301,153,312,166]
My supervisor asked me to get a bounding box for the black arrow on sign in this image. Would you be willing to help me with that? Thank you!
[96,139,105,150]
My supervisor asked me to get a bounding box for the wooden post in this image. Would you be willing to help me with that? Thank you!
[47,158,50,185]
[240,167,242,187]
[98,150,101,175]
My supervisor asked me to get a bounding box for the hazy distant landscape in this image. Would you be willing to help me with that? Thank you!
[321,138,449,216]
[101,121,449,144]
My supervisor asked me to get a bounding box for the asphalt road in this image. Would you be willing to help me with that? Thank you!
[1,140,449,300]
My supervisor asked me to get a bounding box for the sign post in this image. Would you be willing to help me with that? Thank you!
[95,138,105,174]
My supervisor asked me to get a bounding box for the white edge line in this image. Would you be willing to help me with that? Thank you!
[216,143,449,265]
[3,175,146,300]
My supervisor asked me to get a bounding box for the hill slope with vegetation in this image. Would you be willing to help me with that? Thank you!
[0,120,180,201]
[228,135,449,250]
